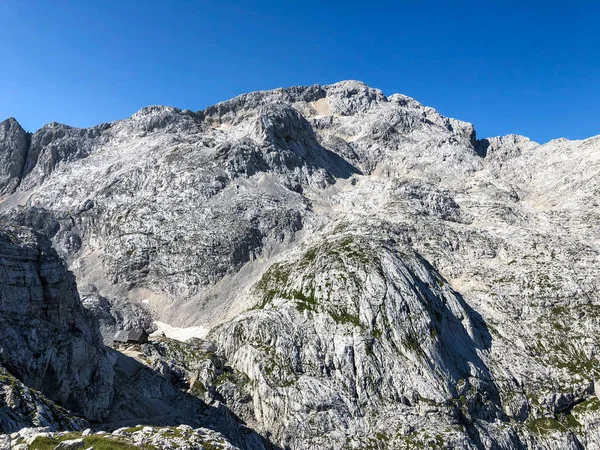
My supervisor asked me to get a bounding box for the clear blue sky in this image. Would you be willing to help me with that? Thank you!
[1,1,598,143]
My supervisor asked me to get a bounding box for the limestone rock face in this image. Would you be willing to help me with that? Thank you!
[80,287,156,344]
[0,81,599,449]
[0,118,29,195]
[0,366,88,433]
[19,122,110,191]
[0,225,115,422]
[210,229,503,448]
[476,134,538,161]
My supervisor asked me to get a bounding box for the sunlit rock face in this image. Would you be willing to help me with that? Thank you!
[1,80,599,449]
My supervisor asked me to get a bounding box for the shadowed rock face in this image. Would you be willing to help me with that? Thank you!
[0,118,29,194]
[0,80,599,449]
[0,365,89,433]
[80,287,156,345]
[0,225,115,421]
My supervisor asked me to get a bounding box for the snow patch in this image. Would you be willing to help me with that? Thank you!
[151,320,208,341]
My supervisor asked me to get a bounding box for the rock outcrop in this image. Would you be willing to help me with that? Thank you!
[16,424,243,449]
[0,118,29,195]
[0,366,88,433]
[0,225,115,422]
[80,286,156,344]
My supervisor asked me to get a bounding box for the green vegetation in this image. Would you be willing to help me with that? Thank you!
[30,434,157,450]
[524,410,582,436]
[196,441,222,450]
[254,262,292,308]
[29,427,228,450]
[572,397,600,415]
[525,303,600,377]
[254,236,371,318]
[550,305,568,316]
[260,349,298,387]
[329,309,361,327]
[398,431,445,449]
[557,411,582,429]
[292,289,318,312]
[525,417,569,435]
[374,432,389,442]
[403,333,421,352]
[297,246,318,268]
[359,431,391,449]
[214,368,250,388]
[122,426,144,433]
[0,369,18,389]
[147,337,216,374]
[417,395,444,408]
[325,236,373,265]
[189,379,207,396]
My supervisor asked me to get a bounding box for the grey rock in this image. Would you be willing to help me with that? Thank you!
[18,426,52,438]
[0,225,115,423]
[0,80,599,449]
[0,118,29,195]
[80,287,156,344]
[54,438,85,450]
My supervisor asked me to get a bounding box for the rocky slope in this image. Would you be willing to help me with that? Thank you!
[0,366,88,434]
[1,80,599,449]
[0,225,115,423]
[5,424,243,449]
[0,226,273,449]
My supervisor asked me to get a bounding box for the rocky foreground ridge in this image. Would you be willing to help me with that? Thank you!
[0,80,599,449]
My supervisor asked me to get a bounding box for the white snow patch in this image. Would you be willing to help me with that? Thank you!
[151,321,208,341]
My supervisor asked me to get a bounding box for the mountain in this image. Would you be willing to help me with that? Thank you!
[0,224,270,449]
[0,80,599,449]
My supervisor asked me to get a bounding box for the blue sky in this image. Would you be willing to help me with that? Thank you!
[0,0,598,143]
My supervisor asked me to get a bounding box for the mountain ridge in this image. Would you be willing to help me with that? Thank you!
[3,80,551,147]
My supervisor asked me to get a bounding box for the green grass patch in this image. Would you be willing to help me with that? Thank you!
[525,417,570,436]
[30,434,158,450]
[573,397,600,415]
[254,262,292,308]
[329,310,361,327]
[403,334,421,352]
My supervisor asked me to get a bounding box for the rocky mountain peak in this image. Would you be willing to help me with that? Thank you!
[1,117,23,128]
[0,116,30,195]
[321,79,388,115]
[477,133,539,160]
